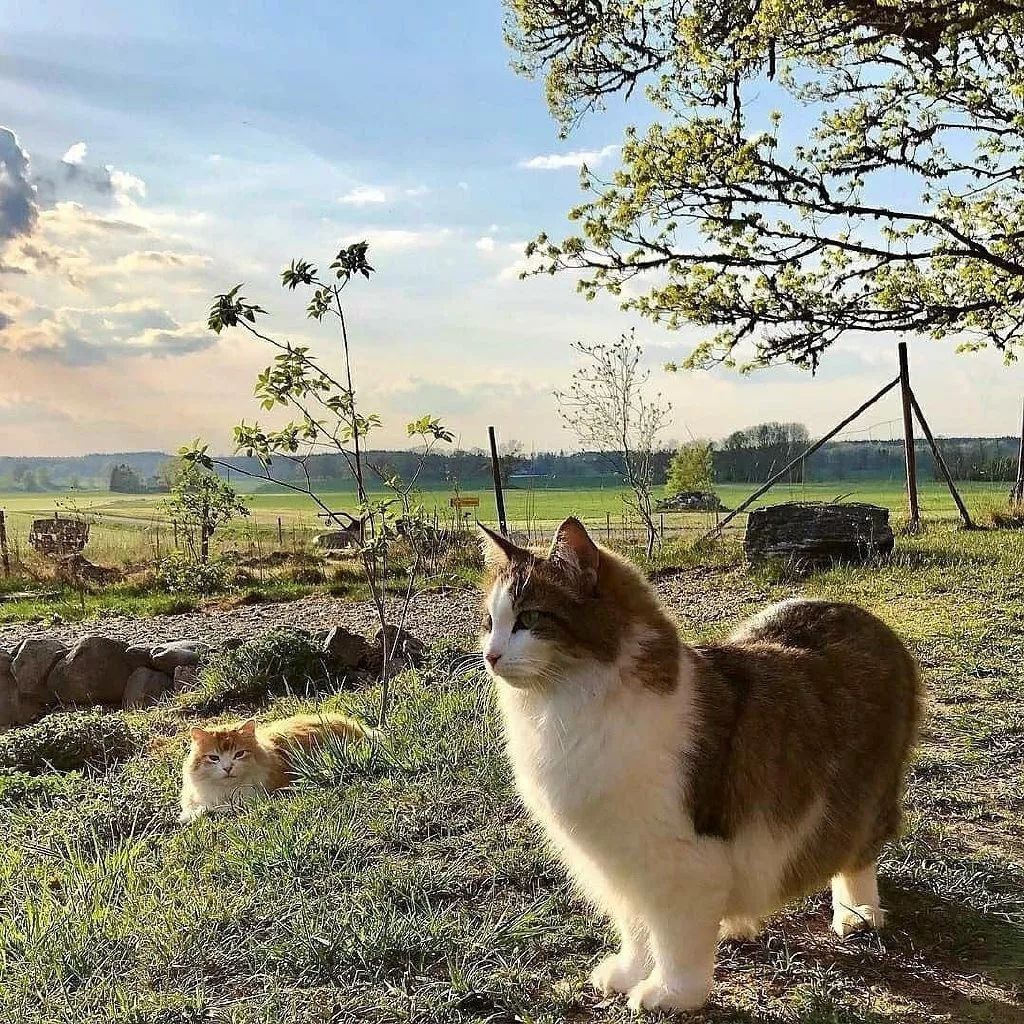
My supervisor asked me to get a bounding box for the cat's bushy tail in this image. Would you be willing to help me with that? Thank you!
[263,712,379,751]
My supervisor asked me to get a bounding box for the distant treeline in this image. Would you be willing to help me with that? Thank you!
[0,429,1020,492]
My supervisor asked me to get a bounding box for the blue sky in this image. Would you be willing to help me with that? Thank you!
[1,1,1021,457]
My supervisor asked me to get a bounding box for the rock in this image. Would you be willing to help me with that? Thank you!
[367,626,427,673]
[12,638,68,696]
[316,528,362,552]
[47,636,132,705]
[744,502,894,567]
[0,690,46,728]
[173,664,200,690]
[150,641,208,673]
[125,645,155,669]
[55,555,123,586]
[322,625,372,672]
[0,653,17,727]
[656,491,728,513]
[123,667,172,710]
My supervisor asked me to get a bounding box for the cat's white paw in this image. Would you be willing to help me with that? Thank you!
[626,972,710,1014]
[590,952,649,995]
[719,916,761,942]
[832,903,886,938]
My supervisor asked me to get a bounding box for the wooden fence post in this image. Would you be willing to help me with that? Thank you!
[898,342,921,529]
[278,517,284,547]
[1012,397,1024,506]
[909,389,975,529]
[0,510,10,577]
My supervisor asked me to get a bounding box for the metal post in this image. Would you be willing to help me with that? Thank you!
[898,342,921,529]
[487,426,508,537]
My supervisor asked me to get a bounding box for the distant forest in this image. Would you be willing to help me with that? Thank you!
[1,424,1020,492]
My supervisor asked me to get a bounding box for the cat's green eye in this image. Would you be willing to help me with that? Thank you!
[234,750,247,759]
[207,754,219,762]
[515,610,542,631]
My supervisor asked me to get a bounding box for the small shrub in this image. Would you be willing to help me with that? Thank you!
[181,628,330,711]
[156,552,230,595]
[0,710,140,774]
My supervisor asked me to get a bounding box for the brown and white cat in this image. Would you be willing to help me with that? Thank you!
[179,713,373,822]
[480,518,920,1013]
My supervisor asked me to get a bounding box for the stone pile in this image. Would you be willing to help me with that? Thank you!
[0,637,207,728]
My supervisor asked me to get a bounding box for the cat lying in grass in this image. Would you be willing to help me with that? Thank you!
[179,713,373,822]
[480,517,920,1013]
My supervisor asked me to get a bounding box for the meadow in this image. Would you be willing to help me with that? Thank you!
[0,523,1022,1023]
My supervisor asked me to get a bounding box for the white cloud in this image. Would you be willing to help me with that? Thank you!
[519,144,618,171]
[475,236,496,252]
[338,185,389,206]
[105,167,147,204]
[457,181,469,191]
[61,142,88,166]
[405,185,430,197]
[344,227,453,252]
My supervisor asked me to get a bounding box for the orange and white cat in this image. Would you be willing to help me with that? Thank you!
[480,518,920,1012]
[179,713,372,822]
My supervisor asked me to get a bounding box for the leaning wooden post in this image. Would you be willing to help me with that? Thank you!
[909,389,975,529]
[898,342,921,530]
[703,375,901,541]
[1012,397,1024,506]
[488,426,509,537]
[0,510,10,577]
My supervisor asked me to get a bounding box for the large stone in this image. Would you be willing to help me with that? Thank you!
[367,626,428,674]
[322,626,372,671]
[125,645,155,669]
[744,502,894,567]
[173,664,200,691]
[0,652,17,727]
[123,667,172,710]
[12,638,68,696]
[47,636,132,705]
[150,641,208,673]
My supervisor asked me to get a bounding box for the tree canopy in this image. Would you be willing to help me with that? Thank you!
[506,0,1024,370]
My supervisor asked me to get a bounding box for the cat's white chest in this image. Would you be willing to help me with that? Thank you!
[497,669,694,852]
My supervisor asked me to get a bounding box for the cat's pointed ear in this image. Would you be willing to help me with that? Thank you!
[238,718,256,736]
[549,517,600,589]
[477,522,525,570]
[190,727,209,743]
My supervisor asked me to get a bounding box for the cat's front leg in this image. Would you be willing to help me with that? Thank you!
[624,858,727,1013]
[590,915,651,995]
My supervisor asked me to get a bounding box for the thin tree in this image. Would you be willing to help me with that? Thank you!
[185,242,452,726]
[556,332,671,556]
[508,1,1024,370]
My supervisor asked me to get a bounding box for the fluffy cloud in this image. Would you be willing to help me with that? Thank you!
[475,236,496,252]
[0,302,214,365]
[107,167,147,204]
[519,144,618,171]
[61,142,88,166]
[338,185,388,206]
[341,227,453,252]
[0,126,38,241]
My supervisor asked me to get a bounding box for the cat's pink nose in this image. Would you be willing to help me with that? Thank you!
[485,651,502,668]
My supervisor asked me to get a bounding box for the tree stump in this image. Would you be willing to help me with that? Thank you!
[744,502,894,566]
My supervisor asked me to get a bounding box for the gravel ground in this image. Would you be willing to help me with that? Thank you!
[0,566,781,654]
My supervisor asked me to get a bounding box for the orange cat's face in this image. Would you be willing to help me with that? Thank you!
[186,719,265,785]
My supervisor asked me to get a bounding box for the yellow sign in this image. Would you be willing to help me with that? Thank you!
[450,497,480,509]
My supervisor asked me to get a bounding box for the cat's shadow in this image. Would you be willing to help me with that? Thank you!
[698,882,1023,1023]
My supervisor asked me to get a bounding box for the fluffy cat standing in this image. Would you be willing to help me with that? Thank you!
[480,518,920,1013]
[180,712,372,822]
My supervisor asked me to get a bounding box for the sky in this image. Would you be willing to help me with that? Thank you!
[1,0,1021,458]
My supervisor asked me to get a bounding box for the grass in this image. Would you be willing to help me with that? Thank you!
[1,524,1022,1022]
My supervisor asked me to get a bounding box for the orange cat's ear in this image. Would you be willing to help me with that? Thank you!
[190,727,209,743]
[549,517,600,589]
[238,718,256,735]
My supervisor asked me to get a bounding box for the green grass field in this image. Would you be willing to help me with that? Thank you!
[1,524,1022,1022]
[0,477,1012,546]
